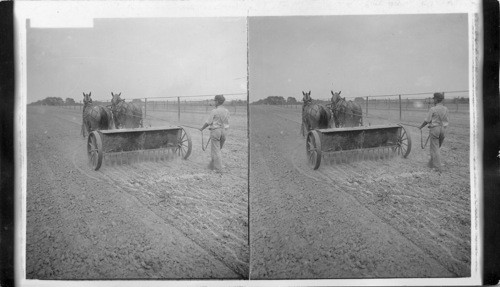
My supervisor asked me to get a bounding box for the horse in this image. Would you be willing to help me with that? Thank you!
[329,90,363,128]
[301,91,334,137]
[110,92,143,128]
[81,92,115,138]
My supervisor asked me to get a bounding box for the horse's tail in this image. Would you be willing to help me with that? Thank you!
[354,102,363,126]
[347,102,363,126]
[98,106,109,129]
[132,103,143,127]
[318,106,329,128]
[357,104,363,126]
[106,108,115,129]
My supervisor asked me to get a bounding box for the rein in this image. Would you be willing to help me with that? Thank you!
[398,123,431,149]
[175,125,211,152]
[421,129,430,149]
[201,130,211,151]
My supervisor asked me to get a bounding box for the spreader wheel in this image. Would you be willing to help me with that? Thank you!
[397,125,412,158]
[306,130,322,170]
[176,127,192,160]
[87,131,103,171]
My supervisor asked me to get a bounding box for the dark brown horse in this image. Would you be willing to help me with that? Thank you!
[301,91,333,136]
[81,92,115,138]
[110,92,143,128]
[329,90,363,128]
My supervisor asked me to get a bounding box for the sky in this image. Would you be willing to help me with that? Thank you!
[27,17,247,104]
[248,14,469,102]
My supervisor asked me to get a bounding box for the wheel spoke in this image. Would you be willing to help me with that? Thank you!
[307,142,313,152]
[401,145,407,153]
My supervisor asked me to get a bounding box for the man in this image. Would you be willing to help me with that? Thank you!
[200,95,230,173]
[419,92,449,172]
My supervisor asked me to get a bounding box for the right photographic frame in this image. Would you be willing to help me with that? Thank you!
[248,12,479,283]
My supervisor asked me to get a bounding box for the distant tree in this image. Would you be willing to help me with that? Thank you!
[132,98,143,103]
[252,96,287,105]
[268,96,286,105]
[354,97,364,102]
[45,97,64,106]
[230,99,246,106]
[65,98,76,105]
[459,97,469,104]
[287,97,297,104]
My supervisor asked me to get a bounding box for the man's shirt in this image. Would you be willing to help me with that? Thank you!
[206,105,230,129]
[425,103,449,128]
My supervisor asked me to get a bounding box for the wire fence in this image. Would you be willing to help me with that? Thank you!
[277,90,470,116]
[57,93,247,122]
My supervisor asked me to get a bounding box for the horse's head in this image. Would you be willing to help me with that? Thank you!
[83,92,92,105]
[111,92,122,106]
[331,90,342,103]
[302,91,312,103]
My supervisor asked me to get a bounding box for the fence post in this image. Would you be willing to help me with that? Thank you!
[178,97,181,121]
[365,96,368,116]
[144,98,147,119]
[398,95,402,121]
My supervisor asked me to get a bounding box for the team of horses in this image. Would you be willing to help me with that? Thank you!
[301,90,363,136]
[81,92,143,138]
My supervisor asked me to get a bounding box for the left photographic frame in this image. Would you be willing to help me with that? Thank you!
[16,2,249,283]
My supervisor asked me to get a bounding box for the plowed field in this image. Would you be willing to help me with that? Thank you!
[25,105,249,279]
[249,104,472,279]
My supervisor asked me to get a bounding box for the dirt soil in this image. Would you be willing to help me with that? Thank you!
[249,105,472,279]
[25,105,249,279]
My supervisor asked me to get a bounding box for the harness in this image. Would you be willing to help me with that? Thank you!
[328,97,347,127]
[83,101,97,121]
[112,100,128,116]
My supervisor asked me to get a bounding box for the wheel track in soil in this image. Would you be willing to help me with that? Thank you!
[28,106,248,278]
[251,107,458,278]
[272,107,469,276]
[71,130,249,277]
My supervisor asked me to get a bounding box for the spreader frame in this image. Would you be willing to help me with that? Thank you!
[87,126,192,171]
[306,124,411,170]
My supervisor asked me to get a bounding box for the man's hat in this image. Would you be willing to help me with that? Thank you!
[433,92,444,101]
[214,94,225,104]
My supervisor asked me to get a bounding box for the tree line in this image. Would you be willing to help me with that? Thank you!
[28,97,127,106]
[252,96,299,105]
[28,97,77,106]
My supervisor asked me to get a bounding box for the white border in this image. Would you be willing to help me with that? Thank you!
[14,1,482,286]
